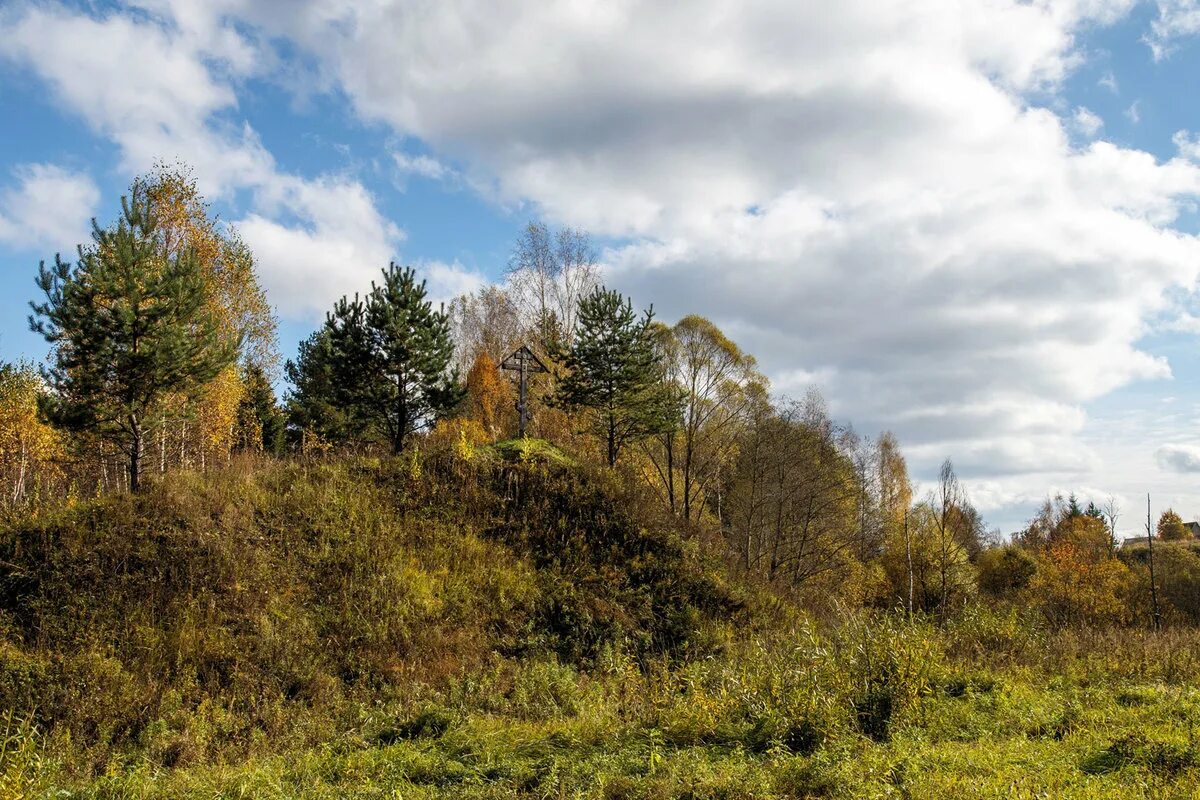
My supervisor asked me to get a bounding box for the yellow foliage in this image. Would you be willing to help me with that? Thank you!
[1028,540,1132,626]
[193,367,245,465]
[429,418,490,461]
[135,165,278,469]
[0,364,62,504]
[1158,508,1190,541]
[141,164,278,372]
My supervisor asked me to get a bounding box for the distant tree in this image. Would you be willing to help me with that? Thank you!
[877,431,915,610]
[644,315,764,521]
[448,285,523,371]
[30,186,236,491]
[931,460,979,613]
[236,364,285,455]
[556,287,680,466]
[1065,493,1083,518]
[1028,520,1133,626]
[1158,508,1190,541]
[506,221,599,350]
[325,263,464,454]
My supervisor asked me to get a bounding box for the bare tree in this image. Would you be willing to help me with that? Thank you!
[506,221,598,349]
[447,285,524,371]
[1103,494,1121,554]
[932,459,977,614]
[725,393,859,589]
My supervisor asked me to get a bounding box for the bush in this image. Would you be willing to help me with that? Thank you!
[978,545,1037,597]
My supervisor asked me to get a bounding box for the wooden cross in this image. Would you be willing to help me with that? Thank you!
[500,345,548,438]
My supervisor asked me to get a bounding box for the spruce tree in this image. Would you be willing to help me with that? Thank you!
[236,364,285,455]
[30,185,237,491]
[556,286,681,466]
[324,263,464,453]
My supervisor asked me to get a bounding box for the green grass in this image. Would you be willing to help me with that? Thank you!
[4,455,1200,798]
[486,437,576,466]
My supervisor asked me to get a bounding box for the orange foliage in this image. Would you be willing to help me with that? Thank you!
[465,353,511,441]
[1029,534,1132,626]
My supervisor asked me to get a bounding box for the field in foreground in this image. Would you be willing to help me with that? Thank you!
[3,455,1200,798]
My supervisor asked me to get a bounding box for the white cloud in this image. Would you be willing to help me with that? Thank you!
[0,164,99,253]
[1125,99,1142,124]
[1147,1,1200,59]
[1099,70,1119,93]
[0,2,399,317]
[1072,106,1104,137]
[228,0,1200,490]
[419,260,487,308]
[1175,129,1200,161]
[10,0,1200,522]
[1157,443,1200,473]
[393,152,453,182]
[235,176,405,319]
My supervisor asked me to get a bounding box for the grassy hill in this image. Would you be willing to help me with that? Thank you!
[5,453,1200,797]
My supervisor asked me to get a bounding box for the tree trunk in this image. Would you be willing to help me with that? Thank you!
[905,508,914,618]
[12,441,27,505]
[665,431,676,514]
[393,383,409,455]
[129,414,143,492]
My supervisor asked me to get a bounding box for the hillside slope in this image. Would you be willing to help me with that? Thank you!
[0,452,743,777]
[4,454,1200,798]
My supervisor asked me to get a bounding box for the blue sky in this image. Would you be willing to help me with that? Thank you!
[4,0,1200,534]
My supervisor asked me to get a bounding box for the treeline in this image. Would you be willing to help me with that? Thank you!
[1,169,1192,626]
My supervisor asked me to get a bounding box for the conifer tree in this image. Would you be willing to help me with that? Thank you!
[557,286,681,466]
[236,363,285,455]
[30,185,237,491]
[323,263,464,453]
[284,328,352,450]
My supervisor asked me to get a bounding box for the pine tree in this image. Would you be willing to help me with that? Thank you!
[235,363,285,455]
[30,184,237,491]
[556,286,681,466]
[324,263,464,453]
[284,328,353,450]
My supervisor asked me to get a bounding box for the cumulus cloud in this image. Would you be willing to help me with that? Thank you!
[223,0,1200,484]
[0,164,99,253]
[9,0,1200,511]
[0,2,405,317]
[1157,443,1200,473]
[235,176,405,319]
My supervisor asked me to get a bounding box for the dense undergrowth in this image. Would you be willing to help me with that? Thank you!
[3,451,1200,798]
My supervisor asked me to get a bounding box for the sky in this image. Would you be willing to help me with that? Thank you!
[4,1,1200,535]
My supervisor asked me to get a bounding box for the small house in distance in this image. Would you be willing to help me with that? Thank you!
[1121,519,1200,549]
